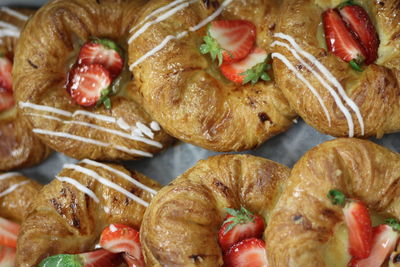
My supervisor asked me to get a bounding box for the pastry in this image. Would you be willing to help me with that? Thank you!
[0,7,50,171]
[272,0,400,138]
[128,0,296,152]
[265,138,400,266]
[16,159,160,266]
[140,154,290,266]
[13,0,173,161]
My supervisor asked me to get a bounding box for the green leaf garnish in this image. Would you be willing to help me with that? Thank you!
[96,88,112,110]
[328,189,347,206]
[337,0,356,9]
[90,37,123,55]
[199,25,232,66]
[240,55,272,85]
[39,254,83,267]
[385,218,400,232]
[349,59,363,72]
[223,206,256,234]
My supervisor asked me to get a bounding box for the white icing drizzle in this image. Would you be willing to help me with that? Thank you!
[0,172,20,181]
[188,0,233,32]
[136,121,154,139]
[274,33,364,136]
[116,118,130,131]
[0,21,19,31]
[19,102,73,117]
[63,164,150,207]
[56,176,100,203]
[150,121,161,131]
[271,52,332,126]
[0,7,28,21]
[73,110,116,123]
[128,0,199,44]
[0,180,30,198]
[0,28,19,38]
[81,159,158,195]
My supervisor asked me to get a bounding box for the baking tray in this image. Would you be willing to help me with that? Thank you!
[4,0,400,186]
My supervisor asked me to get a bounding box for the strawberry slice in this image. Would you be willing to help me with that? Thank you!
[223,238,267,267]
[220,47,271,84]
[322,9,367,64]
[67,64,112,108]
[78,38,124,78]
[0,246,16,267]
[200,20,256,65]
[343,201,373,259]
[0,89,14,112]
[38,249,122,267]
[123,253,145,267]
[349,224,399,267]
[0,218,19,248]
[339,4,380,64]
[100,224,144,266]
[0,56,12,92]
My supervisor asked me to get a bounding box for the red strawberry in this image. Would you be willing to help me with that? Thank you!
[218,206,265,253]
[0,89,14,112]
[78,38,124,78]
[322,9,367,64]
[100,224,144,266]
[223,238,267,267]
[349,224,399,267]
[38,249,122,267]
[123,253,145,267]
[200,20,256,65]
[67,64,111,108]
[343,201,373,259]
[0,56,12,92]
[0,218,19,248]
[339,5,380,64]
[220,47,271,84]
[0,246,16,267]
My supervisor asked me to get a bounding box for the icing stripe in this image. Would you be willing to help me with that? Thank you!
[136,121,154,139]
[81,159,158,195]
[274,33,364,136]
[0,28,19,38]
[0,180,30,198]
[19,102,73,117]
[73,110,116,123]
[56,176,100,203]
[0,21,19,30]
[150,121,161,131]
[188,0,234,32]
[63,164,149,207]
[0,7,28,21]
[272,52,331,125]
[0,172,20,181]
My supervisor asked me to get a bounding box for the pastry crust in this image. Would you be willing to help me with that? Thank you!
[140,154,290,266]
[0,8,50,171]
[272,0,400,138]
[13,0,174,161]
[16,160,161,267]
[265,138,400,266]
[128,0,296,152]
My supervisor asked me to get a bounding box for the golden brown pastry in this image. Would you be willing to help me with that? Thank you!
[140,154,290,266]
[0,7,50,171]
[128,0,296,152]
[14,0,174,161]
[272,0,400,138]
[16,159,161,267]
[265,138,400,267]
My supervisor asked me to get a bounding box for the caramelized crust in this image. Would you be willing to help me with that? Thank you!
[141,154,289,266]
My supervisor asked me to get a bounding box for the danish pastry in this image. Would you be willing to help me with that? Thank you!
[14,0,173,161]
[140,154,289,265]
[16,159,160,266]
[272,0,400,138]
[0,7,50,171]
[265,138,400,266]
[128,0,296,151]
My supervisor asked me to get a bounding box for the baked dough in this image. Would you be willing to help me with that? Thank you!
[13,0,173,161]
[0,8,50,171]
[265,138,400,266]
[128,0,296,151]
[140,154,290,266]
[272,0,400,138]
[16,159,161,266]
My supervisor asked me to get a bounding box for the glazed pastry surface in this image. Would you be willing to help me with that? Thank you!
[129,0,296,151]
[265,138,400,266]
[16,160,161,267]
[141,154,290,266]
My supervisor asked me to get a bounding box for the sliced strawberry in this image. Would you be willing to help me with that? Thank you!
[223,238,267,267]
[343,201,373,259]
[339,5,380,64]
[67,64,111,108]
[218,206,265,253]
[100,224,144,265]
[0,218,19,248]
[123,253,145,267]
[200,20,256,65]
[322,9,367,64]
[0,56,12,92]
[78,38,124,78]
[349,224,399,267]
[0,246,16,267]
[220,47,271,84]
[0,89,14,112]
[38,249,122,267]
